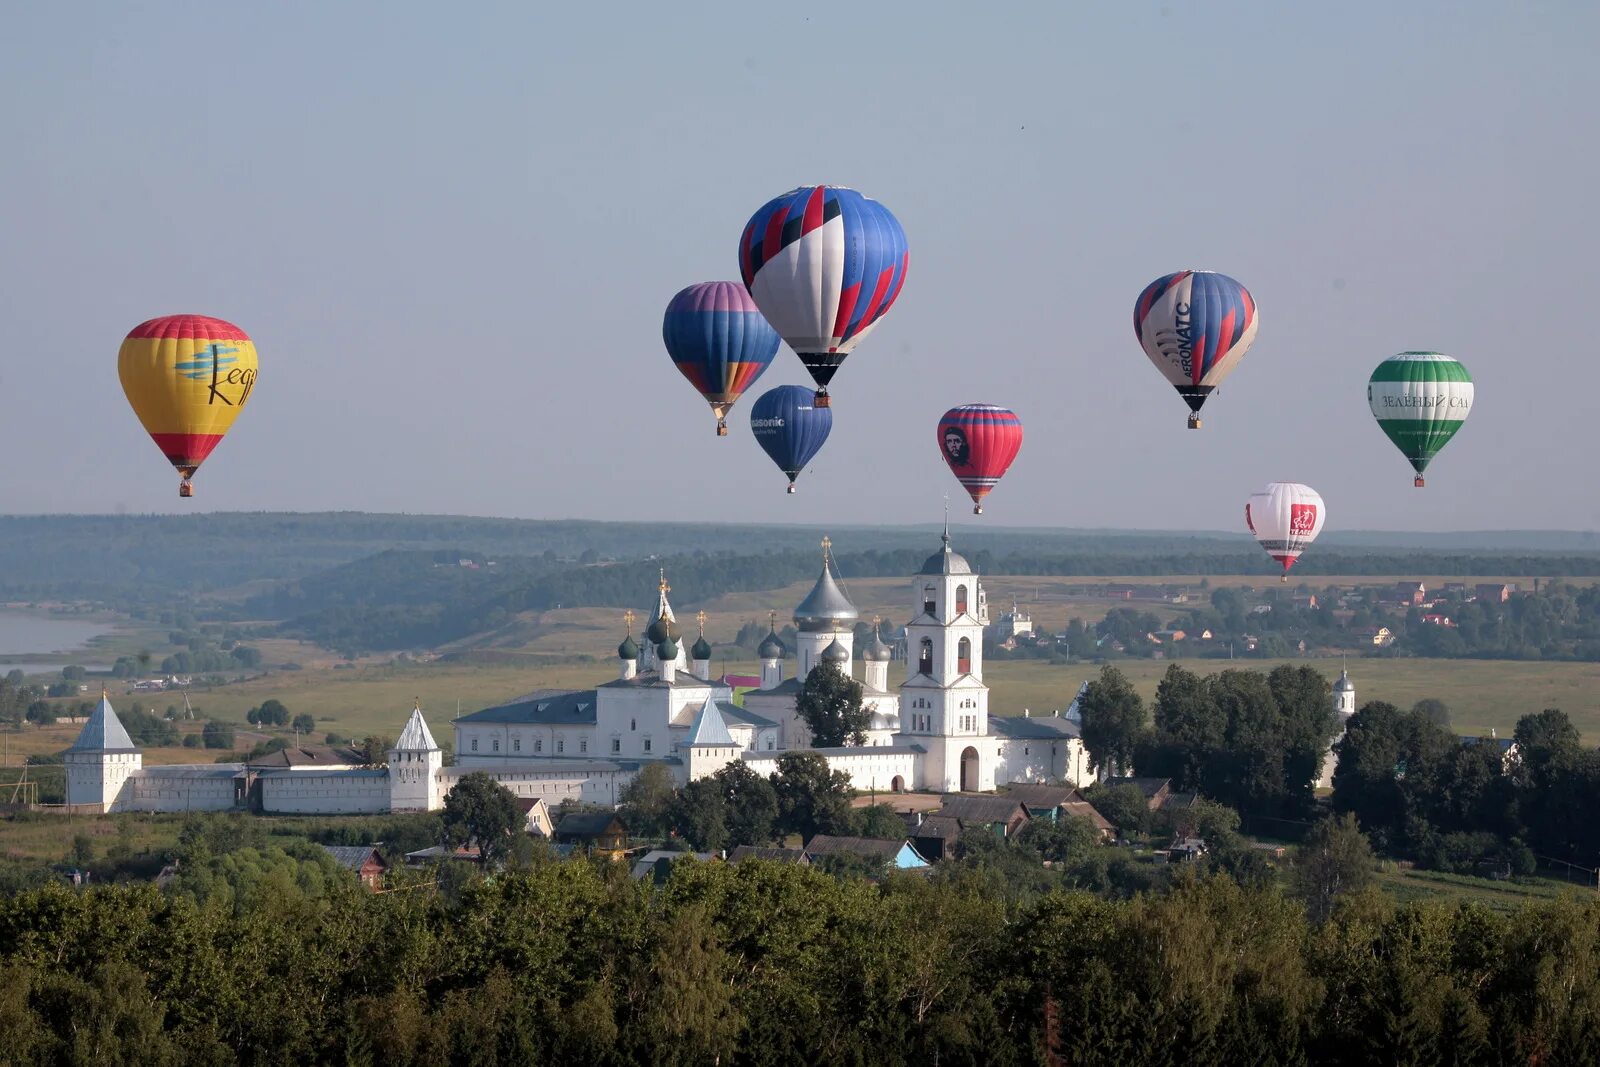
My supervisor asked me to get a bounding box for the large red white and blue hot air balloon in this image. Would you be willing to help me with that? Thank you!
[937,405,1024,514]
[1133,271,1258,428]
[662,281,781,436]
[738,186,908,407]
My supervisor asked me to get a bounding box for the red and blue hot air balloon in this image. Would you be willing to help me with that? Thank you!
[1133,270,1259,428]
[937,405,1024,514]
[663,281,781,436]
[738,186,908,407]
[750,384,832,493]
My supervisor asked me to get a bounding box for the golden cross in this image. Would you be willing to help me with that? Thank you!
[821,535,832,561]
[658,568,670,595]
[413,696,420,710]
[623,608,636,635]
[768,609,777,631]
[696,609,707,635]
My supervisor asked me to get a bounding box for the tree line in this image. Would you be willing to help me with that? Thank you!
[10,853,1600,1063]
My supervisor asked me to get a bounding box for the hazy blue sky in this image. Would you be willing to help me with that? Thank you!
[2,2,1593,532]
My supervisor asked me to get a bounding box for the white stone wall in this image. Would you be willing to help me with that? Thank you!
[120,773,241,813]
[995,737,1091,787]
[262,772,390,815]
[450,763,638,808]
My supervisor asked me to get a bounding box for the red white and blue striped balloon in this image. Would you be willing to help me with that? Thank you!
[738,186,908,406]
[662,281,780,436]
[1133,270,1258,428]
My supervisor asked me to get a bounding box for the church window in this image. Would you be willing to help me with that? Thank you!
[492,738,500,753]
[557,739,565,754]
[955,585,968,614]
[766,737,774,750]
[631,718,636,731]
[611,738,621,754]
[580,739,588,753]
[513,738,521,753]
[923,585,937,614]
[1025,746,1030,756]
[471,739,478,752]
[643,737,653,753]
[958,637,972,675]
[534,739,543,754]
[918,639,933,675]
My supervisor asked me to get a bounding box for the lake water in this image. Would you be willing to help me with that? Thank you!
[0,612,116,674]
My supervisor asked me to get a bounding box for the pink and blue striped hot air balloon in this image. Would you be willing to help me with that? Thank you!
[1133,270,1258,428]
[663,281,781,436]
[738,186,908,407]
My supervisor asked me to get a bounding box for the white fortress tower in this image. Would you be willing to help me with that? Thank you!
[389,702,444,812]
[1317,668,1357,790]
[64,692,141,813]
[794,537,858,682]
[900,526,994,792]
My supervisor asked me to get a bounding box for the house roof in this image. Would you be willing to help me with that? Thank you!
[910,815,964,840]
[556,812,627,839]
[1061,801,1114,832]
[803,834,915,861]
[936,795,1027,825]
[1104,776,1172,798]
[396,706,438,751]
[320,845,386,872]
[455,689,599,725]
[247,745,366,769]
[727,846,811,865]
[66,694,138,754]
[992,716,1081,740]
[597,671,718,691]
[1004,784,1083,810]
[630,849,717,880]
[718,703,776,729]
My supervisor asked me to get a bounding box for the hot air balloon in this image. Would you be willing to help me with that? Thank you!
[750,384,832,493]
[663,281,781,436]
[738,186,908,407]
[937,404,1024,514]
[1133,271,1258,428]
[1367,352,1473,487]
[118,315,258,497]
[1245,482,1325,582]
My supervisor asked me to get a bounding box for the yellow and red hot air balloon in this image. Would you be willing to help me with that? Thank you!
[118,314,258,497]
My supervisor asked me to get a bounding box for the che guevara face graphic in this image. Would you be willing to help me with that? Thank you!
[943,426,970,466]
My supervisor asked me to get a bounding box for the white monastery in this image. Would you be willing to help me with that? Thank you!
[65,531,1093,815]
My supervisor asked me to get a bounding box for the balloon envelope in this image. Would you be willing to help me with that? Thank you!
[1245,482,1325,576]
[1367,352,1473,487]
[937,404,1024,514]
[738,186,908,400]
[663,281,780,434]
[750,384,832,491]
[1133,271,1258,427]
[118,314,258,495]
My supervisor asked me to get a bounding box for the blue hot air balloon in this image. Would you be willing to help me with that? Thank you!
[738,186,908,407]
[750,384,832,493]
[663,281,781,436]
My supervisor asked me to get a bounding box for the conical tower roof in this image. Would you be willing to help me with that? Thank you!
[795,536,858,633]
[687,693,735,747]
[395,702,439,751]
[66,691,138,754]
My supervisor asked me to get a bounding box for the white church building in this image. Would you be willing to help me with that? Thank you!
[64,531,1092,815]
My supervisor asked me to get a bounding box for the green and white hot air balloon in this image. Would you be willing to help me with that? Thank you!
[1367,352,1473,487]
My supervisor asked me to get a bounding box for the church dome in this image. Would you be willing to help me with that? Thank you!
[1333,670,1354,693]
[657,636,679,661]
[918,531,972,575]
[821,637,850,664]
[691,635,713,660]
[795,561,858,633]
[645,615,680,644]
[617,634,640,660]
[863,632,892,662]
[758,630,787,660]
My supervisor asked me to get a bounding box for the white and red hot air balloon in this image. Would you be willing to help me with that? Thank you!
[1245,482,1325,581]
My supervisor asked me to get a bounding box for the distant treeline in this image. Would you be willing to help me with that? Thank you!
[6,860,1600,1064]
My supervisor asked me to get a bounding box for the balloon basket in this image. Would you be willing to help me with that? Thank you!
[716,422,729,437]
[786,484,796,494]
[1187,413,1202,429]
[1280,574,1288,583]
[1414,476,1425,488]
[973,505,983,515]
[814,391,831,408]
[178,480,194,499]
